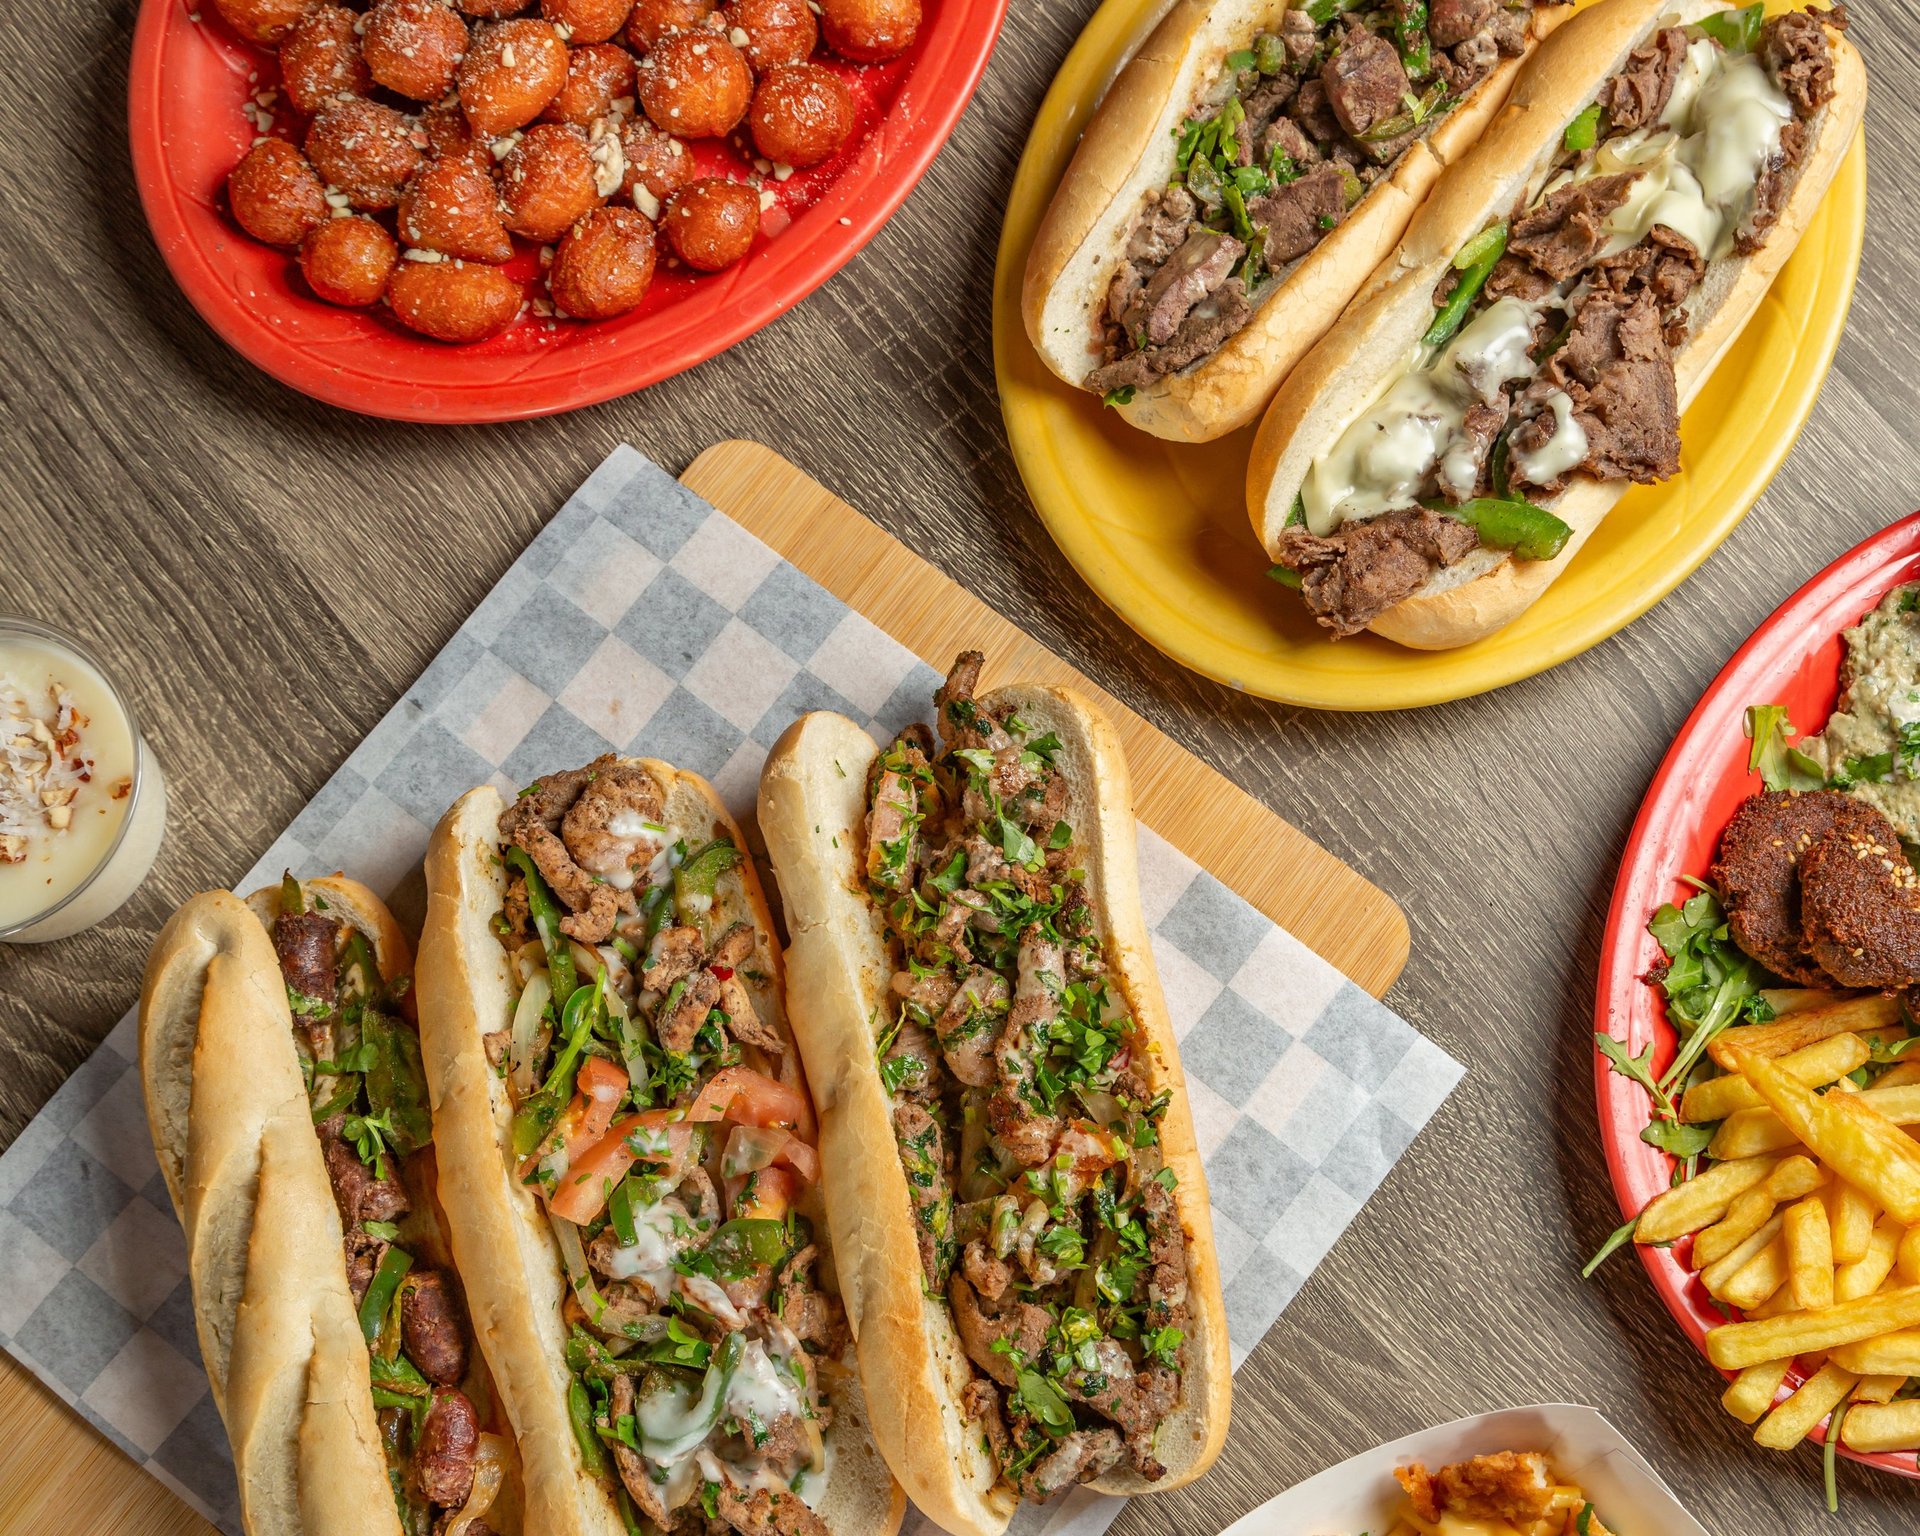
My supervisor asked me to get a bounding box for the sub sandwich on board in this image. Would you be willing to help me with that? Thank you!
[1023,0,1574,442]
[140,876,516,1536]
[416,755,901,1536]
[1250,0,1864,645]
[758,654,1230,1535]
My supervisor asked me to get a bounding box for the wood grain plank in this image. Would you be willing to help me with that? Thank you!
[681,438,1410,997]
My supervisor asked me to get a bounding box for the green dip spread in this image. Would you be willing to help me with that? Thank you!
[1805,582,1920,839]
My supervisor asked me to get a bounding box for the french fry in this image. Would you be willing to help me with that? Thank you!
[1899,1225,1920,1286]
[1706,1285,1920,1369]
[1683,1034,1872,1123]
[1720,1048,1920,1224]
[1753,1363,1858,1450]
[1830,1182,1880,1265]
[1836,1215,1905,1301]
[1700,1215,1784,1297]
[1841,1400,1920,1453]
[1722,1358,1794,1423]
[1833,1330,1920,1374]
[1783,1195,1836,1310]
[1760,988,1850,1017]
[1714,994,1903,1061]
[1708,1108,1803,1160]
[1695,1185,1781,1270]
[1879,1061,1920,1090]
[1721,1238,1789,1311]
[1635,1155,1780,1244]
[1852,1374,1906,1404]
[1748,1287,1802,1320]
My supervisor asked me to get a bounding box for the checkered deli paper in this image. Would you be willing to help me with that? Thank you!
[0,446,1461,1535]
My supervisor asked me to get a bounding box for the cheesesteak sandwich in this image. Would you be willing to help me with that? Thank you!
[1023,0,1573,442]
[140,877,515,1536]
[1250,0,1864,645]
[757,655,1230,1535]
[417,756,900,1536]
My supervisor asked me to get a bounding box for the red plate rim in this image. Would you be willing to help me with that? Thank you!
[127,0,1007,423]
[1596,510,1920,1478]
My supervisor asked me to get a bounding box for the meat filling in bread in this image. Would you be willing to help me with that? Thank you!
[490,757,842,1536]
[266,877,504,1536]
[1277,4,1845,637]
[859,653,1191,1502]
[1086,0,1564,401]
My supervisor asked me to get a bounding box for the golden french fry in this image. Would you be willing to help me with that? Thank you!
[1695,1185,1780,1270]
[1853,1374,1906,1404]
[1683,1035,1873,1123]
[1769,1155,1830,1200]
[1707,1285,1920,1369]
[1783,1195,1836,1310]
[1832,1330,1920,1374]
[1715,995,1903,1061]
[1710,1083,1920,1159]
[1841,1400,1920,1453]
[1837,1215,1906,1301]
[1830,1182,1880,1265]
[1720,1048,1920,1224]
[1748,1287,1802,1320]
[1760,988,1848,1017]
[1636,1156,1780,1244]
[1721,1238,1789,1311]
[1880,1061,1920,1090]
[1722,1358,1794,1423]
[1700,1215,1784,1296]
[1754,1363,1858,1450]
[1899,1225,1920,1286]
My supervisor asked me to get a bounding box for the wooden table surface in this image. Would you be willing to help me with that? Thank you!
[4,1,1917,1531]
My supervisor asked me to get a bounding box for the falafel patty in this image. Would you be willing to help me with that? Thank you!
[1799,821,1920,988]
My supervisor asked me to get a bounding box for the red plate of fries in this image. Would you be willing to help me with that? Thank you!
[127,0,1006,421]
[1597,511,1920,1480]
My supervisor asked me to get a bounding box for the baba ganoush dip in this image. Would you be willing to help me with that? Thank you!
[1804,582,1920,841]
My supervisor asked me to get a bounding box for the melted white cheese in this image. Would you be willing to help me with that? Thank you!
[725,1340,805,1432]
[1510,388,1589,485]
[603,1197,688,1293]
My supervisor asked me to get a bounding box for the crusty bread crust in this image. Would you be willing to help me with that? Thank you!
[757,687,1231,1534]
[1021,0,1568,443]
[139,885,414,1536]
[1246,0,1867,648]
[416,763,902,1536]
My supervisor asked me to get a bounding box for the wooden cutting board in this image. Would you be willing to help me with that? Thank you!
[0,438,1407,1535]
[682,438,1409,996]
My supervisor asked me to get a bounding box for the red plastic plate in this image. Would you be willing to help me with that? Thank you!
[1596,511,1920,1478]
[128,0,1006,422]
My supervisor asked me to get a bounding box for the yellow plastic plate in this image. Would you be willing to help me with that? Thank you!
[993,0,1867,710]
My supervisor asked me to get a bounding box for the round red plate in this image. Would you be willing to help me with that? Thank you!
[1596,511,1920,1478]
[128,0,1006,422]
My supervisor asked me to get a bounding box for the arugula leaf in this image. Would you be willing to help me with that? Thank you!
[1745,705,1826,792]
[1640,1118,1714,1158]
[1581,1217,1638,1280]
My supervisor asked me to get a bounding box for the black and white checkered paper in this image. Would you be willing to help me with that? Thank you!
[0,447,1461,1535]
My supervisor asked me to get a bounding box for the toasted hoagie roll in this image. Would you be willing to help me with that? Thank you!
[1023,0,1574,442]
[416,756,901,1536]
[757,654,1231,1536]
[140,877,517,1536]
[1250,0,1865,646]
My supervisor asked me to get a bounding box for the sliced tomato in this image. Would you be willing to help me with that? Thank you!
[727,1163,798,1223]
[720,1123,820,1185]
[1057,1119,1125,1179]
[577,1056,629,1140]
[684,1066,811,1134]
[545,1110,698,1224]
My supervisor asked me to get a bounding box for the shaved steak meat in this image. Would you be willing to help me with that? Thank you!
[1540,288,1681,484]
[1595,26,1688,133]
[1278,509,1481,637]
[1761,7,1844,119]
[1506,173,1639,282]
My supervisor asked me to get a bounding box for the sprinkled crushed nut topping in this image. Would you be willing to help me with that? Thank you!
[0,681,93,863]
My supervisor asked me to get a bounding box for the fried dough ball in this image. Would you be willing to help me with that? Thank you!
[280,5,372,114]
[662,176,756,270]
[388,256,522,340]
[305,98,425,209]
[399,153,514,261]
[228,139,330,246]
[541,43,635,124]
[541,0,634,44]
[720,0,815,71]
[748,62,854,168]
[499,122,602,240]
[625,0,714,49]
[210,0,309,45]
[362,0,471,100]
[550,206,656,318]
[418,101,486,162]
[300,215,400,305]
[817,0,917,63]
[458,19,570,136]
[635,29,751,139]
[617,120,694,214]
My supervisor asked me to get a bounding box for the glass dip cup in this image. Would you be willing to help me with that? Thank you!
[0,618,167,943]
